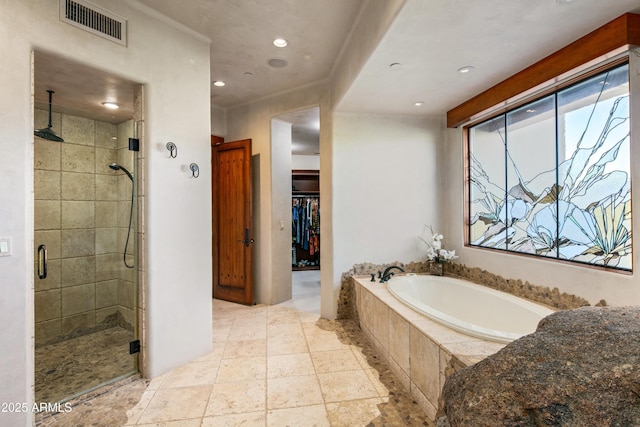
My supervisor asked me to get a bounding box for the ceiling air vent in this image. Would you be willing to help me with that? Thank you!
[60,0,127,46]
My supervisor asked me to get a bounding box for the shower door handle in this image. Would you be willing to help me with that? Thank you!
[37,244,47,279]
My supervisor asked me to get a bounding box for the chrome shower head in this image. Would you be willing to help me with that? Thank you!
[108,163,133,181]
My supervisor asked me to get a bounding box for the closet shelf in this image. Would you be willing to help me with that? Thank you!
[293,265,320,271]
[292,169,319,194]
[292,169,319,178]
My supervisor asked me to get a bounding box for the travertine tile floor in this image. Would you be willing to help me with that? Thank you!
[277,270,322,314]
[37,273,432,426]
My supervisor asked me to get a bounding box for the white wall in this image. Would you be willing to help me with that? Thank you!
[441,51,640,307]
[292,154,320,170]
[0,2,212,424]
[222,0,408,318]
[319,106,335,319]
[331,113,442,314]
[0,6,34,424]
[226,83,328,305]
[313,0,408,319]
[330,0,406,108]
[271,119,293,303]
[211,104,227,137]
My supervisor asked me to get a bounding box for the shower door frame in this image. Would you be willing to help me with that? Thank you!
[32,54,144,404]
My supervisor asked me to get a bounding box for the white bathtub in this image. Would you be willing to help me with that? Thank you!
[386,273,554,343]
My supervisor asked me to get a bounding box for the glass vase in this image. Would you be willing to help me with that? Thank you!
[429,261,443,276]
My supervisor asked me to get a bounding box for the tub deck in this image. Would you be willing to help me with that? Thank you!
[353,276,507,421]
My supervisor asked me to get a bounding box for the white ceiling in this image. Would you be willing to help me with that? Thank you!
[34,50,137,124]
[277,107,320,155]
[338,0,640,117]
[137,0,364,109]
[137,0,640,117]
[34,0,640,138]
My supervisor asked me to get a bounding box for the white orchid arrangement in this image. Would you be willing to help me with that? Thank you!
[419,225,458,263]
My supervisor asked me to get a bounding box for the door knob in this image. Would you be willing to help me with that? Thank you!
[237,227,255,247]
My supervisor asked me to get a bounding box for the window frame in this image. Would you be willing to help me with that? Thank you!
[463,58,632,273]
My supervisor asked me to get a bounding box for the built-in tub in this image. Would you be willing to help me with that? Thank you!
[386,273,555,343]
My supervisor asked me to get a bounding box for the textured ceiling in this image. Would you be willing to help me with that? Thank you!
[338,0,640,117]
[34,51,137,124]
[278,107,320,155]
[137,0,364,109]
[34,0,640,136]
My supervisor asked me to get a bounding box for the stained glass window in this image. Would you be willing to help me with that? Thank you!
[468,63,631,270]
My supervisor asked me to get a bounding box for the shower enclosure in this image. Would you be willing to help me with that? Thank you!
[34,107,139,404]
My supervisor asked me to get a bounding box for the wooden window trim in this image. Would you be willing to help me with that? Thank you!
[447,13,640,128]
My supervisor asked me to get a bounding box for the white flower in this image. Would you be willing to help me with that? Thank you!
[419,225,458,263]
[439,249,458,261]
[426,247,437,259]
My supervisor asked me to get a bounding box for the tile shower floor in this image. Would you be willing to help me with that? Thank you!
[35,326,136,404]
[37,298,433,426]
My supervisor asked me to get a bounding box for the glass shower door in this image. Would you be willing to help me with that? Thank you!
[34,111,138,404]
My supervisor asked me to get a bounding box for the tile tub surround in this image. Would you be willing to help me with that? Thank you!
[353,276,506,421]
[338,261,431,321]
[36,299,434,426]
[339,261,590,325]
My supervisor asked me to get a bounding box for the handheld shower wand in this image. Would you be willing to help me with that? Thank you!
[108,162,133,181]
[108,163,135,268]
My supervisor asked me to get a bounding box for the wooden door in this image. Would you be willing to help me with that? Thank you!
[211,138,254,305]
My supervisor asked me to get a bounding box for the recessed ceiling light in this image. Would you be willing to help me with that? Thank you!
[244,72,253,77]
[213,81,225,87]
[390,62,401,69]
[413,101,425,107]
[273,38,288,48]
[102,102,119,109]
[556,0,573,4]
[457,66,474,74]
[526,109,536,113]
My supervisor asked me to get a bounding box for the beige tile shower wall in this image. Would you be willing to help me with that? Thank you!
[34,109,126,346]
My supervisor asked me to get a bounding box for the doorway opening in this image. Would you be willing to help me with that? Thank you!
[33,50,143,404]
[274,107,320,313]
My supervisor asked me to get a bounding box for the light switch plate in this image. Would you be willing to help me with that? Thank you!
[0,237,11,256]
